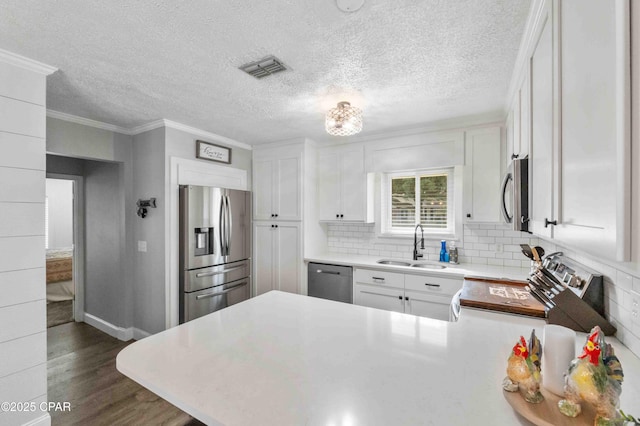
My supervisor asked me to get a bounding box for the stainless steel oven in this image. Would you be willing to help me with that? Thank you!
[500,156,529,232]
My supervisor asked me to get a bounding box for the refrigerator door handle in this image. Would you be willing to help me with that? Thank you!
[226,195,233,254]
[219,195,227,256]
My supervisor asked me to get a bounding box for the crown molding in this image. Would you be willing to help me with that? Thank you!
[46,110,252,150]
[47,109,133,134]
[161,119,252,150]
[0,49,57,75]
[315,110,504,145]
[504,0,546,113]
[128,119,165,135]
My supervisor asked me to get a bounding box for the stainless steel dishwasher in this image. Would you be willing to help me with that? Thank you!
[308,263,353,304]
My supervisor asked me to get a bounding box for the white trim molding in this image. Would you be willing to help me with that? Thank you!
[84,313,133,341]
[0,49,57,75]
[46,110,131,135]
[133,328,151,340]
[45,110,253,150]
[22,413,51,426]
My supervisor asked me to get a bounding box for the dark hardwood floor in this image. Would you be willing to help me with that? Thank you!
[47,322,205,426]
[47,300,74,328]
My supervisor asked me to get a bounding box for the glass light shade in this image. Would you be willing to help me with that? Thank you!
[325,101,363,136]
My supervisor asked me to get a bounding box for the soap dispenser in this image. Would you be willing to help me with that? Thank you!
[439,240,448,262]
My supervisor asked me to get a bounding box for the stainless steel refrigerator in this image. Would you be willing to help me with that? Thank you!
[179,185,251,323]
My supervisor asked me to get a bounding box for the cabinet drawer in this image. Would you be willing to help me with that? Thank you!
[354,268,404,289]
[404,274,462,296]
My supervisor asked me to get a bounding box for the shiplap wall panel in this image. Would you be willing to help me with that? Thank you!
[0,55,50,426]
[0,300,45,343]
[0,268,45,308]
[0,236,45,272]
[0,395,47,425]
[0,202,45,237]
[0,363,47,405]
[0,96,45,138]
[0,132,46,170]
[0,61,46,106]
[0,168,45,202]
[0,332,46,378]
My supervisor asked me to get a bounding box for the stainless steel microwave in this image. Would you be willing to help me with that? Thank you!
[501,157,529,232]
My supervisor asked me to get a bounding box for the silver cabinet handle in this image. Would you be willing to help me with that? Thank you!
[196,265,243,278]
[317,269,340,275]
[372,277,385,282]
[425,283,441,288]
[195,282,247,300]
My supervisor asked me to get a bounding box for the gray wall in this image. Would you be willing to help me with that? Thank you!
[132,127,166,334]
[84,160,128,326]
[47,118,134,330]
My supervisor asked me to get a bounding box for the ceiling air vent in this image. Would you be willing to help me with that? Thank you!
[239,56,287,79]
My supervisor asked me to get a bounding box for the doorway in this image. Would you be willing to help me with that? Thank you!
[45,174,84,327]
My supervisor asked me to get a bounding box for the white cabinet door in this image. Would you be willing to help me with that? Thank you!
[354,283,404,313]
[274,222,301,294]
[519,73,530,159]
[506,109,514,169]
[340,149,367,221]
[464,127,501,222]
[404,290,452,322]
[253,159,274,221]
[529,10,554,238]
[275,156,302,221]
[253,152,302,222]
[253,222,275,296]
[317,151,341,221]
[512,90,522,159]
[554,0,619,257]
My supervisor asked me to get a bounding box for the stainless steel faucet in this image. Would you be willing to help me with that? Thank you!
[413,224,425,261]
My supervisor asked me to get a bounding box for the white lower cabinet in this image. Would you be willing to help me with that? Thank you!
[353,268,462,321]
[253,221,301,296]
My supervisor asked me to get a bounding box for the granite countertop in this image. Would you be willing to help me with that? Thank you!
[117,291,640,426]
[305,253,531,281]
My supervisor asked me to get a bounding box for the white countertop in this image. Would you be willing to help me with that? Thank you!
[305,253,531,281]
[117,291,640,426]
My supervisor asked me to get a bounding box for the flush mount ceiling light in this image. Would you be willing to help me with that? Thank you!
[325,101,363,136]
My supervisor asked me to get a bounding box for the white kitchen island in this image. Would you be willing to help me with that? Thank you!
[116,291,640,426]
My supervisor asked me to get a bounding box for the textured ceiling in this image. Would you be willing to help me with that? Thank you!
[0,0,531,145]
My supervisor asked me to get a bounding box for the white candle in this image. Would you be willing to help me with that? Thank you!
[542,324,576,396]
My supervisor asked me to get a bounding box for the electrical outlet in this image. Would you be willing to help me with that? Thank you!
[138,241,147,252]
[495,243,503,253]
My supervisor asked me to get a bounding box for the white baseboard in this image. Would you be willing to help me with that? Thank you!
[84,313,133,341]
[23,413,51,426]
[83,313,152,341]
[133,327,151,340]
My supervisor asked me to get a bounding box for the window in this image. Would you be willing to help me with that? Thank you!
[382,169,454,235]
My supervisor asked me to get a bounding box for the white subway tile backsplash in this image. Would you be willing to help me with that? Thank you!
[616,270,634,291]
[487,230,503,237]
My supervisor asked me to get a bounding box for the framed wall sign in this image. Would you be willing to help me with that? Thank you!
[196,140,231,164]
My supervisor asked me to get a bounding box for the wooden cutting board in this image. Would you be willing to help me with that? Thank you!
[460,277,546,318]
[503,388,596,425]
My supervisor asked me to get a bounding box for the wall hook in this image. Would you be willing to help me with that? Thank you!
[137,198,157,218]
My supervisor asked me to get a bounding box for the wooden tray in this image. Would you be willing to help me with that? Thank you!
[503,387,596,426]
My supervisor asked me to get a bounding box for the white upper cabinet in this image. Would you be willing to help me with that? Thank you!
[553,0,621,257]
[464,127,501,223]
[317,146,373,222]
[253,147,302,221]
[510,0,631,261]
[529,4,554,239]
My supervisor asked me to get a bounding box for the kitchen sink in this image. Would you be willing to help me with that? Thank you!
[377,260,412,267]
[376,259,447,269]
[410,263,446,270]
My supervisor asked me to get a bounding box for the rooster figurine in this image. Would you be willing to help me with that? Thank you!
[503,329,543,403]
[558,326,624,425]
